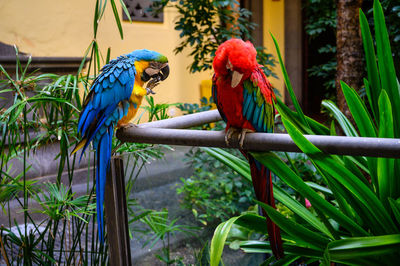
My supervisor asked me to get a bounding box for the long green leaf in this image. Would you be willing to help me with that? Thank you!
[282,117,397,234]
[327,234,400,260]
[258,201,330,249]
[251,152,368,236]
[271,34,310,130]
[341,81,376,137]
[388,198,400,226]
[276,99,329,135]
[210,215,243,266]
[275,101,312,135]
[321,100,358,137]
[341,81,378,189]
[206,147,335,240]
[120,0,132,22]
[93,0,100,38]
[359,10,381,122]
[203,147,251,182]
[374,0,400,138]
[377,90,394,206]
[305,182,333,195]
[274,186,334,239]
[240,240,322,258]
[110,0,124,39]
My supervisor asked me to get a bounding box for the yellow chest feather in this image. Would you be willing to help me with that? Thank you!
[117,60,149,127]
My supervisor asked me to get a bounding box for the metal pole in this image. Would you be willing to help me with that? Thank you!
[117,127,400,158]
[104,157,132,266]
[139,109,222,129]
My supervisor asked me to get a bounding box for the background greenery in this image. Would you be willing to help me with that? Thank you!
[152,0,277,78]
[209,1,400,265]
[0,0,182,264]
[304,0,400,101]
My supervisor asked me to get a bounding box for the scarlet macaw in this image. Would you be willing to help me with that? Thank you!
[72,50,169,242]
[212,39,284,258]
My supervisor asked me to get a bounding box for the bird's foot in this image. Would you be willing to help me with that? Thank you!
[225,127,240,147]
[146,77,161,95]
[119,123,137,130]
[238,128,254,149]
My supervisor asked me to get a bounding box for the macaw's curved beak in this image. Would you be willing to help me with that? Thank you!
[142,62,170,82]
[143,62,169,95]
[159,63,169,81]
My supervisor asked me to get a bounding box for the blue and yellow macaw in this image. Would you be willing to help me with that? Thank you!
[72,50,169,242]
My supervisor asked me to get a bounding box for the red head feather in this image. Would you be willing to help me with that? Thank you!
[213,38,258,78]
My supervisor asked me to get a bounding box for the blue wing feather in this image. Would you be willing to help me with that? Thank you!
[242,70,275,133]
[76,55,138,242]
[76,49,168,242]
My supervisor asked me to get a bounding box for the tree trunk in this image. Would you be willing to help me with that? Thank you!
[336,0,363,120]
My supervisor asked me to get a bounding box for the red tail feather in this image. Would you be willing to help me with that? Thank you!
[248,154,284,259]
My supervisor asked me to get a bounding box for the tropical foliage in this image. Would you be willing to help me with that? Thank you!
[151,0,277,77]
[209,1,400,265]
[0,0,175,264]
[304,0,400,100]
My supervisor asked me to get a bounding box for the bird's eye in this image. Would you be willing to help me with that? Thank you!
[226,60,233,70]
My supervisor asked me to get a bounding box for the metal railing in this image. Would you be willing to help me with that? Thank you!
[106,109,400,265]
[117,109,400,158]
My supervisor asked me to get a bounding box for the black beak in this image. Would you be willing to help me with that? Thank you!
[160,63,169,81]
[142,62,169,82]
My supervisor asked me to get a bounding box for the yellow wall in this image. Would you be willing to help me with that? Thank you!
[0,0,285,112]
[263,0,285,99]
[0,0,212,117]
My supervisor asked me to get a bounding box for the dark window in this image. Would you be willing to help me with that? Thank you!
[122,0,164,23]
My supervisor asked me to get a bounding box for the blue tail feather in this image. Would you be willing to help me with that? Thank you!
[96,126,113,243]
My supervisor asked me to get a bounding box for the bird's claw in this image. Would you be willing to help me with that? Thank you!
[119,123,137,130]
[238,128,254,149]
[146,77,161,95]
[146,87,156,95]
[225,127,239,147]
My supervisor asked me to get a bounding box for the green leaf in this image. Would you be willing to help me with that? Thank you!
[388,198,400,226]
[8,102,26,124]
[240,240,322,258]
[251,151,368,236]
[341,81,376,137]
[106,47,111,64]
[203,147,251,182]
[258,201,329,249]
[271,34,310,130]
[305,182,333,195]
[93,0,100,38]
[210,215,241,266]
[374,0,400,138]
[341,81,378,189]
[281,117,397,234]
[359,10,380,122]
[276,99,329,135]
[377,90,394,206]
[233,213,268,235]
[119,0,132,23]
[110,0,124,39]
[327,234,400,260]
[321,100,358,137]
[274,186,334,239]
